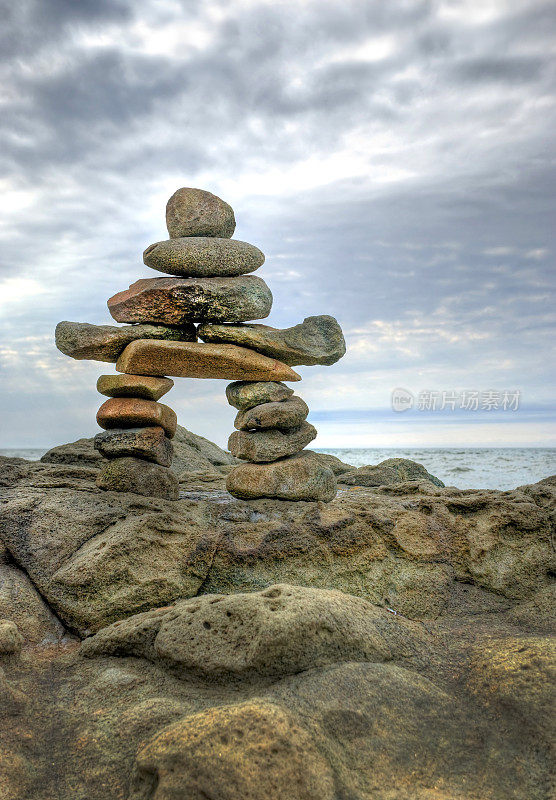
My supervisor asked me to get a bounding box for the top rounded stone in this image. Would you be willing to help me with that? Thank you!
[166,188,235,239]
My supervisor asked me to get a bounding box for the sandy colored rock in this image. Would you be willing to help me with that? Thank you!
[108,275,272,325]
[226,379,294,410]
[96,374,174,400]
[129,701,335,800]
[314,451,354,475]
[94,427,173,466]
[40,438,104,466]
[339,457,445,488]
[55,320,196,362]
[229,421,316,461]
[227,450,337,501]
[199,314,346,366]
[96,398,177,438]
[96,457,179,500]
[0,666,26,716]
[0,620,24,654]
[117,340,301,382]
[234,395,309,431]
[166,187,235,238]
[0,564,66,644]
[143,237,264,277]
[82,584,422,677]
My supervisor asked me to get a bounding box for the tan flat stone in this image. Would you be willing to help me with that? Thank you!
[116,340,301,382]
[97,374,174,400]
[96,398,177,438]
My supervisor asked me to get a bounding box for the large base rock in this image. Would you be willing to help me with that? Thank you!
[96,457,179,500]
[226,450,337,501]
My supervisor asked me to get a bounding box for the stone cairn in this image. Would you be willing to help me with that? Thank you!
[55,188,346,502]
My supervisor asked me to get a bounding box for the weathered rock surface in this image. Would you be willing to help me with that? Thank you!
[144,237,264,277]
[226,450,337,501]
[41,425,236,478]
[229,421,317,461]
[55,320,196,362]
[199,314,346,366]
[0,620,24,654]
[314,451,354,475]
[166,187,235,238]
[94,427,173,466]
[0,450,554,800]
[339,457,445,487]
[82,584,421,677]
[96,457,179,500]
[226,379,294,410]
[96,398,177,438]
[130,701,335,800]
[97,374,174,400]
[108,275,272,325]
[117,340,301,381]
[234,395,309,431]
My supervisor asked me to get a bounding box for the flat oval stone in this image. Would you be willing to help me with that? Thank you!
[226,450,337,501]
[94,427,174,467]
[96,398,177,439]
[55,321,196,362]
[143,238,264,277]
[228,422,317,462]
[97,374,174,401]
[96,457,179,500]
[226,381,294,410]
[116,340,301,382]
[199,315,346,367]
[108,276,272,325]
[166,187,235,239]
[234,396,309,431]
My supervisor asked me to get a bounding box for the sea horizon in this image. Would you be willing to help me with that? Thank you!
[4,445,555,492]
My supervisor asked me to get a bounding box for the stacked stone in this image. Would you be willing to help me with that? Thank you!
[55,187,345,502]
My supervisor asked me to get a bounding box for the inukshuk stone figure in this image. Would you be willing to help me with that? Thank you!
[55,188,345,502]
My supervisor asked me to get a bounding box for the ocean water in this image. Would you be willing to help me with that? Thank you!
[314,447,556,491]
[2,447,555,491]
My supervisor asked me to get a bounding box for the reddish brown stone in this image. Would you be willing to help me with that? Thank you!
[107,276,272,325]
[96,398,177,439]
[116,340,301,382]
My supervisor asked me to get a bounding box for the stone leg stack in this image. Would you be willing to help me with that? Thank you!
[224,380,336,501]
[55,186,346,502]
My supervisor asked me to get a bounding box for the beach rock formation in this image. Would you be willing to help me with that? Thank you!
[55,187,344,501]
[0,451,554,800]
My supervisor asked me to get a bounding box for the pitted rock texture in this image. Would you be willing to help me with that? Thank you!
[199,314,346,366]
[129,701,335,800]
[234,395,309,431]
[0,451,554,800]
[108,275,272,325]
[226,379,294,410]
[1,454,553,634]
[144,237,264,277]
[82,584,423,678]
[55,320,196,362]
[166,187,236,238]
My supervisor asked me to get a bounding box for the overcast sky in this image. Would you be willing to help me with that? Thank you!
[0,0,554,450]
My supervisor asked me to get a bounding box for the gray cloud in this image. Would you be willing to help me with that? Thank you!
[0,0,554,448]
